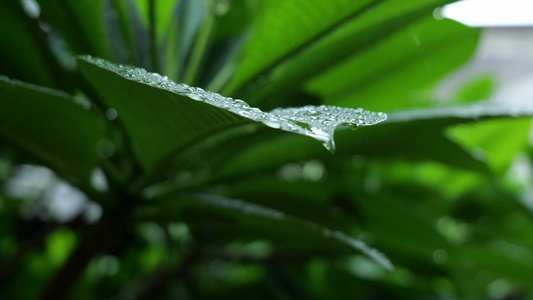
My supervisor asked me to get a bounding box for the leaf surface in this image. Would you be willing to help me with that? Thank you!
[0,77,106,182]
[307,18,480,111]
[224,0,382,95]
[226,0,457,106]
[211,104,533,181]
[155,193,393,270]
[78,56,386,175]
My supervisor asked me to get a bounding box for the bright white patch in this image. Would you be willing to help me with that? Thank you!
[442,0,533,27]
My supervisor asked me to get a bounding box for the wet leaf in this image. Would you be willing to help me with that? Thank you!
[78,56,386,174]
[211,103,533,181]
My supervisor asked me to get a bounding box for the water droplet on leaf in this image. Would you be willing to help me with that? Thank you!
[83,56,387,153]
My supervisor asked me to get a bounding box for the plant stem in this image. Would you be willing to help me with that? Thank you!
[148,0,159,73]
[40,216,124,300]
[183,10,216,86]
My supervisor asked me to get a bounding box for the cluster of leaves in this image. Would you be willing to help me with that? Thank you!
[1,0,533,299]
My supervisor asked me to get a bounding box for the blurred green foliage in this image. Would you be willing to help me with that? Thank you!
[1,0,533,299]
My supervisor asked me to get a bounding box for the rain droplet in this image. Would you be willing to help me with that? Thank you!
[106,108,118,120]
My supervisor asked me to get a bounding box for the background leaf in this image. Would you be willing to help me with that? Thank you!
[224,0,383,95]
[307,18,480,111]
[152,193,393,271]
[227,0,462,108]
[210,104,533,183]
[0,77,107,183]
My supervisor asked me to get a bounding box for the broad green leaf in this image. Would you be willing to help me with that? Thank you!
[356,195,451,258]
[379,161,485,202]
[385,103,533,125]
[213,131,487,180]
[211,104,533,182]
[212,0,258,42]
[307,18,480,111]
[154,193,393,271]
[0,76,107,182]
[223,0,382,95]
[227,0,457,106]
[461,245,533,284]
[452,74,495,104]
[46,228,77,266]
[77,56,386,176]
[447,118,531,173]
[220,178,352,231]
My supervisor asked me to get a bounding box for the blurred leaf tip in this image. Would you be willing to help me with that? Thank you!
[189,193,393,271]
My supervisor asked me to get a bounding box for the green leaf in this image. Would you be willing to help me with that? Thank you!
[386,103,533,125]
[357,195,451,258]
[77,56,386,177]
[0,76,107,182]
[447,118,531,173]
[156,193,393,271]
[453,74,495,104]
[46,228,77,266]
[221,178,351,231]
[153,0,180,45]
[462,244,533,284]
[212,104,533,181]
[227,0,457,106]
[224,0,383,95]
[212,0,257,43]
[307,18,480,111]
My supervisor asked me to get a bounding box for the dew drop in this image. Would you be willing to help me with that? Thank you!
[106,108,118,120]
[322,140,335,153]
